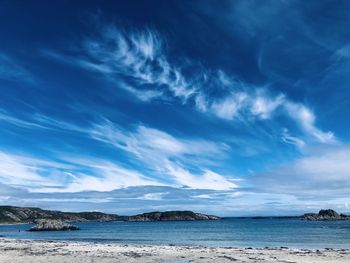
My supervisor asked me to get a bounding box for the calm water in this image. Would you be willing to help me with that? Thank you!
[1,218,350,248]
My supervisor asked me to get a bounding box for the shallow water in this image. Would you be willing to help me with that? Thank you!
[1,218,349,248]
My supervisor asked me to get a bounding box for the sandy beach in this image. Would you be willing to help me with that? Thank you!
[0,238,349,263]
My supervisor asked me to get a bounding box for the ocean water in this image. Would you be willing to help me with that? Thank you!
[1,218,350,249]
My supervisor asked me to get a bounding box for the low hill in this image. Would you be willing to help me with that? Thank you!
[123,211,220,221]
[0,206,220,224]
[0,206,119,224]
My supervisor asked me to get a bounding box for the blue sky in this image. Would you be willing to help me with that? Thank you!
[0,0,350,216]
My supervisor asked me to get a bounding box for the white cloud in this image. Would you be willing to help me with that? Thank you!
[255,145,350,196]
[60,162,159,192]
[211,92,248,120]
[79,30,286,121]
[81,27,196,101]
[295,147,350,182]
[165,162,236,190]
[0,109,236,191]
[210,90,285,120]
[140,192,167,201]
[34,157,162,193]
[47,26,335,145]
[0,150,160,193]
[281,128,306,149]
[89,121,235,190]
[251,93,285,119]
[90,122,228,161]
[194,92,208,112]
[0,109,87,133]
[0,151,68,188]
[0,116,235,192]
[120,83,163,102]
[0,109,49,130]
[284,102,335,143]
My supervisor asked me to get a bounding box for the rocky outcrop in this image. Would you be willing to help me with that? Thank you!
[28,219,80,231]
[303,209,349,221]
[122,211,221,222]
[0,206,120,224]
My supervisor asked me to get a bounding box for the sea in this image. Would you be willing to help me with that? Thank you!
[1,218,350,249]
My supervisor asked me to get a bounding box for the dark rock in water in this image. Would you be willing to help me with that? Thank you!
[122,211,221,222]
[302,209,349,221]
[28,219,80,231]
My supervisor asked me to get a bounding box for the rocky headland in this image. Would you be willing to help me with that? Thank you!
[0,206,120,224]
[302,209,350,221]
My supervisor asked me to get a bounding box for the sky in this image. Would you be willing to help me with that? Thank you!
[0,0,350,216]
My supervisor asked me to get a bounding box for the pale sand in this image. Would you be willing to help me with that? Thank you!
[0,239,349,263]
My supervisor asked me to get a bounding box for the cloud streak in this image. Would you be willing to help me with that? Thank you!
[0,111,236,191]
[90,121,236,190]
[47,25,335,145]
[0,150,160,193]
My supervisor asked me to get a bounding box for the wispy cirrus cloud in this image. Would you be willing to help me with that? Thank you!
[45,25,335,145]
[284,102,335,143]
[281,128,306,149]
[0,110,236,191]
[0,151,70,189]
[90,121,236,190]
[0,109,50,130]
[1,110,346,206]
[90,121,228,162]
[0,150,160,193]
[37,157,162,193]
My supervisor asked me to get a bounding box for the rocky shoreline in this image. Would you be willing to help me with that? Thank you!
[302,209,350,221]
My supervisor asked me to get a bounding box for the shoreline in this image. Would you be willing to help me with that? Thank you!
[0,236,349,250]
[1,238,349,262]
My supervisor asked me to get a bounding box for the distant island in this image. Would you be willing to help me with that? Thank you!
[302,209,350,221]
[0,206,220,225]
